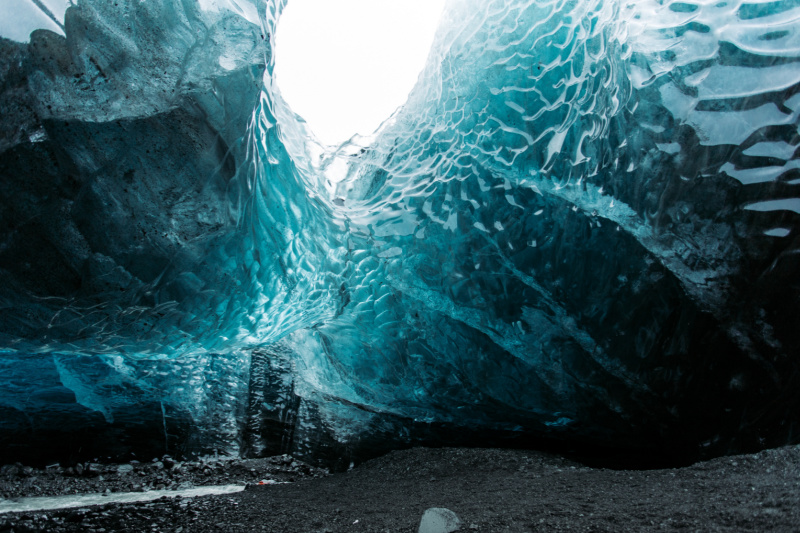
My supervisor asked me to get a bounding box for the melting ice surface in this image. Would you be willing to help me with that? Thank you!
[0,485,245,514]
[0,0,799,464]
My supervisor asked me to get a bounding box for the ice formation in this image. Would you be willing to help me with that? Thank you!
[0,0,799,466]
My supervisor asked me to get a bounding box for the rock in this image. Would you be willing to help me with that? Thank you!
[85,463,102,477]
[418,508,462,533]
[117,464,134,474]
[0,464,20,477]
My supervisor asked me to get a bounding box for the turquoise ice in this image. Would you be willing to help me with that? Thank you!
[0,0,798,463]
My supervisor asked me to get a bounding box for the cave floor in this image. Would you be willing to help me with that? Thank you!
[1,445,799,532]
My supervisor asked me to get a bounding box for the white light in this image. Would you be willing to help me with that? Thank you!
[274,0,446,146]
[0,0,67,42]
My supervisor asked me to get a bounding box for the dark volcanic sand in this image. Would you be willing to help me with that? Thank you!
[2,445,799,532]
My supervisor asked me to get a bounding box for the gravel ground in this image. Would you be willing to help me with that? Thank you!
[0,445,798,532]
[0,454,327,498]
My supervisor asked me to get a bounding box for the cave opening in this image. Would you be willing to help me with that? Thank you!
[0,0,798,480]
[273,0,446,146]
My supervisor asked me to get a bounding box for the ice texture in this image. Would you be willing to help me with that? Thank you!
[0,485,245,514]
[0,0,799,464]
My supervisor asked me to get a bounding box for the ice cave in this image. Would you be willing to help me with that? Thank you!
[0,0,799,471]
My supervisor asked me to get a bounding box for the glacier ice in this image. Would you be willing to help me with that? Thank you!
[0,0,799,466]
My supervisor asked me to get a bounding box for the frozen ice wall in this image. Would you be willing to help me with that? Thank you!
[292,0,800,459]
[0,0,346,461]
[0,0,799,465]
[0,0,345,356]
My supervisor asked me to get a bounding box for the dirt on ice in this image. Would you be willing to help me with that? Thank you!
[0,445,799,532]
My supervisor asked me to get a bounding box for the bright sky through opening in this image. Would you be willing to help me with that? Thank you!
[274,0,446,146]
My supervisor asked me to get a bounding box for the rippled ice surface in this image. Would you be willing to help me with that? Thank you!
[0,0,798,462]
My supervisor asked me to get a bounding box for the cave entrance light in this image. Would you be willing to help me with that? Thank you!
[274,0,446,147]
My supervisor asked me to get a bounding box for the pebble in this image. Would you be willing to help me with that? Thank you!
[418,508,462,533]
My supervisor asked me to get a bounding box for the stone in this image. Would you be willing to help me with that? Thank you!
[418,508,462,533]
[84,464,102,477]
[0,465,20,477]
